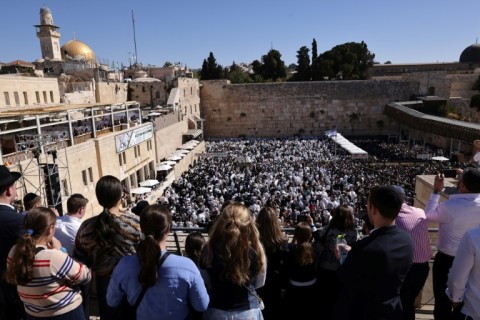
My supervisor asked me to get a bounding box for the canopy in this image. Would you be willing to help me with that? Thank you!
[167,155,182,161]
[156,164,173,171]
[432,156,449,161]
[139,179,160,187]
[130,187,151,194]
[329,133,369,158]
[179,144,195,150]
[147,112,161,116]
[160,160,176,166]
[171,152,186,158]
[176,149,190,154]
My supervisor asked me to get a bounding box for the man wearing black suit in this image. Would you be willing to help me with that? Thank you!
[333,185,414,320]
[0,165,24,320]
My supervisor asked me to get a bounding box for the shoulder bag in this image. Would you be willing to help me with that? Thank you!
[114,252,171,320]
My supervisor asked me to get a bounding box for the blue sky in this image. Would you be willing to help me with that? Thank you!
[1,0,479,69]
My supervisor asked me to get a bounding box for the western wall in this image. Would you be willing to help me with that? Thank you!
[201,80,419,138]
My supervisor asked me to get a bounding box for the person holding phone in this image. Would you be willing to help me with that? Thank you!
[425,167,480,320]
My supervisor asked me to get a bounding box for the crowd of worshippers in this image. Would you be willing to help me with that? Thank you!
[2,136,480,320]
[161,137,444,229]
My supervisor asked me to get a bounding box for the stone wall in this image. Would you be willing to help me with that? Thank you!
[154,120,188,162]
[96,82,128,104]
[0,76,60,108]
[201,80,418,138]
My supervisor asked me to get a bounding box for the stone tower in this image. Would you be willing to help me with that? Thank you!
[35,7,61,60]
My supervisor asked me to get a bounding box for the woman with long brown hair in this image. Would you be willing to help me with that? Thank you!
[201,203,267,320]
[282,221,320,318]
[256,206,288,320]
[317,204,358,320]
[7,207,91,319]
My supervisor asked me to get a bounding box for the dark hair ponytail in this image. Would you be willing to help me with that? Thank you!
[137,235,161,287]
[136,205,171,287]
[6,207,56,285]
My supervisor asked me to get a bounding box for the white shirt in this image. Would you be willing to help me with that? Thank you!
[55,215,83,256]
[425,193,480,256]
[447,227,480,319]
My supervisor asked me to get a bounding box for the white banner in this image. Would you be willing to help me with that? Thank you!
[115,124,153,153]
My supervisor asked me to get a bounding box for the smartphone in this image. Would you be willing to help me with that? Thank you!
[297,214,308,222]
[442,169,457,178]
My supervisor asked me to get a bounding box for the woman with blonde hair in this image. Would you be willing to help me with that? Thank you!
[6,207,91,320]
[256,206,288,320]
[282,221,320,318]
[201,203,267,320]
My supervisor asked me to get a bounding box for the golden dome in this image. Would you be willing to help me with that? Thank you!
[61,39,96,63]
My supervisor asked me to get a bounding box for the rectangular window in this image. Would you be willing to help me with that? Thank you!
[50,91,54,103]
[36,91,40,103]
[43,91,47,103]
[147,140,152,151]
[14,92,20,106]
[23,92,28,105]
[4,92,10,106]
[118,153,123,166]
[88,167,93,182]
[82,170,88,186]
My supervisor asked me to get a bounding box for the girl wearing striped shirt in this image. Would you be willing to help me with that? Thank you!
[6,207,91,320]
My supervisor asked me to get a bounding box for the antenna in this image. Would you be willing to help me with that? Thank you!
[132,10,138,66]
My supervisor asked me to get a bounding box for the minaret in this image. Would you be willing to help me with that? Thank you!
[34,7,61,60]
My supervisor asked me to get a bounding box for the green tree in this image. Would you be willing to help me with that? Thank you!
[227,62,253,84]
[163,61,173,67]
[290,46,311,81]
[200,52,224,80]
[253,49,286,82]
[311,39,318,62]
[315,41,375,80]
[311,38,322,81]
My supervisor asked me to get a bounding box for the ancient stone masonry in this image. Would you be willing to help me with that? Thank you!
[200,80,419,138]
[385,103,480,143]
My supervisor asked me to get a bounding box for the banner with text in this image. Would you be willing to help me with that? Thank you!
[115,124,153,153]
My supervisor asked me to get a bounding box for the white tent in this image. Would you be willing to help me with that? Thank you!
[329,133,368,158]
[432,156,449,161]
[139,179,160,187]
[160,160,176,166]
[156,164,173,171]
[167,155,182,161]
[130,187,151,194]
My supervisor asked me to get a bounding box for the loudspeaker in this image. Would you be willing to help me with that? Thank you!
[451,153,464,164]
[42,164,63,215]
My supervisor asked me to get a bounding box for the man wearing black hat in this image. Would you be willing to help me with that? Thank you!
[0,165,24,319]
[425,166,480,319]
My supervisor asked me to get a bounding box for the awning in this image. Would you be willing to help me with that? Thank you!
[184,129,202,138]
[139,179,160,187]
[156,164,173,171]
[130,187,151,194]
